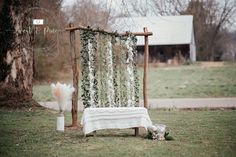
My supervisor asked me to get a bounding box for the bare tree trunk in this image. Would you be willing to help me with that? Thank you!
[0,0,38,107]
[69,29,79,127]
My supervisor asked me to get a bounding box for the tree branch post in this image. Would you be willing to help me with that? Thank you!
[143,27,149,109]
[69,25,79,127]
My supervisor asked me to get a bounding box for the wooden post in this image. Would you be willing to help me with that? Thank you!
[69,26,79,127]
[134,128,139,136]
[134,27,150,136]
[143,27,149,109]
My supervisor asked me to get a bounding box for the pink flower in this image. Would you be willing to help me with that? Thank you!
[51,82,75,112]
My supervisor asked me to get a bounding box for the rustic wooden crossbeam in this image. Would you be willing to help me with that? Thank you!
[65,25,153,37]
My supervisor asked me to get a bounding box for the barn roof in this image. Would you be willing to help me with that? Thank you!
[112,15,194,46]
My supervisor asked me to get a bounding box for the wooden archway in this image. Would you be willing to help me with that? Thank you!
[65,25,152,127]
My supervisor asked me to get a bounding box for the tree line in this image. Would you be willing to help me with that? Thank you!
[66,0,236,61]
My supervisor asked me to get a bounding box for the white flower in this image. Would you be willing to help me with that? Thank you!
[51,82,75,112]
[148,125,157,132]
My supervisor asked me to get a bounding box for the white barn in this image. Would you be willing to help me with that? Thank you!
[112,15,196,63]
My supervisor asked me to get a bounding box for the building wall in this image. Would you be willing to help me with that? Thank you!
[190,28,196,61]
[137,44,190,64]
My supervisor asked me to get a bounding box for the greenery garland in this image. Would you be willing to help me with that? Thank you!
[130,35,140,107]
[80,30,139,108]
[80,30,98,108]
[105,35,115,107]
[119,36,129,107]
[96,33,102,107]
[98,33,109,107]
[112,36,120,107]
[124,34,139,107]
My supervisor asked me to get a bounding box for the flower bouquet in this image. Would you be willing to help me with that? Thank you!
[147,124,174,141]
[51,82,75,132]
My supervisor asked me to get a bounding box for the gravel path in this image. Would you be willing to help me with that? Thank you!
[39,97,236,111]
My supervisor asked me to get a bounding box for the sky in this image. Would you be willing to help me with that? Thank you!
[61,0,236,30]
[62,0,123,12]
[62,0,121,7]
[62,0,76,7]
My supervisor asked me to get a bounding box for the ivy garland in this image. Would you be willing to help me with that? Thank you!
[98,33,109,107]
[80,30,139,108]
[80,30,98,108]
[106,36,116,107]
[119,36,129,107]
[112,36,120,107]
[129,35,139,107]
[96,33,103,107]
[123,34,139,107]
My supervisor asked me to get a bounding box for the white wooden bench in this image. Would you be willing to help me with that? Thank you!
[81,107,152,136]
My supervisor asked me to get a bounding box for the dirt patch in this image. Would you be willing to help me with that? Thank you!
[0,83,41,108]
[200,62,224,68]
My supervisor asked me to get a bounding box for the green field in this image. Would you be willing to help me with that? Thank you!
[144,62,236,98]
[33,62,236,101]
[0,108,235,157]
[3,62,236,157]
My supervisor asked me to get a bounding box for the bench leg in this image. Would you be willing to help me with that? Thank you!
[134,128,139,136]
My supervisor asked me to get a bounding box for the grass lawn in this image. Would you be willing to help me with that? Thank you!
[33,62,236,101]
[0,108,235,157]
[145,62,236,98]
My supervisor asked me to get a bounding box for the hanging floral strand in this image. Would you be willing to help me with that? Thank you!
[120,34,139,107]
[130,35,140,107]
[112,36,120,107]
[80,29,139,108]
[98,33,108,107]
[119,36,128,107]
[126,35,135,107]
[111,36,122,107]
[105,34,116,107]
[96,33,102,107]
[80,30,98,108]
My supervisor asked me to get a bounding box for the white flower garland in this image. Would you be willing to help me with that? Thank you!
[125,36,136,107]
[80,31,139,108]
[106,40,115,107]
[88,40,96,107]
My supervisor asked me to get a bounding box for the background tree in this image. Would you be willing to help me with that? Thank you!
[0,0,37,107]
[123,0,236,61]
[29,0,67,80]
[66,0,114,29]
[0,0,64,107]
[182,0,236,60]
[222,31,236,61]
